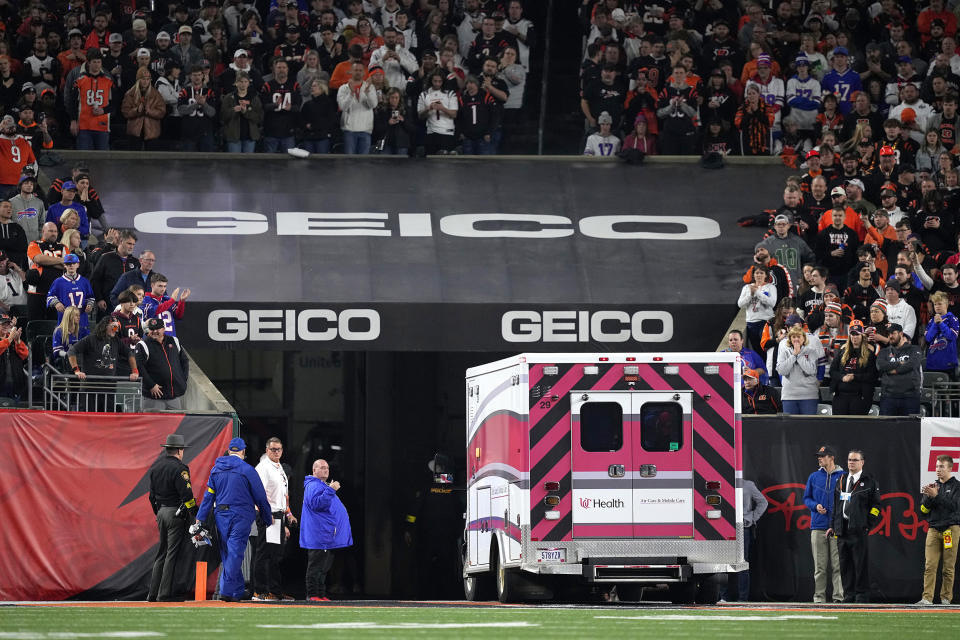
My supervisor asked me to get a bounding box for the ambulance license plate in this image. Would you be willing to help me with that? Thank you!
[537,548,565,563]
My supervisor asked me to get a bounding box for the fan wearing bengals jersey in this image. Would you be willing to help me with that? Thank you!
[0,116,37,194]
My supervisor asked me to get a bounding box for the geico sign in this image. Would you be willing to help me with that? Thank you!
[133,211,720,240]
[503,311,673,343]
[209,309,380,341]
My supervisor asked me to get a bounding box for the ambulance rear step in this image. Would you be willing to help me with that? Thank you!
[583,558,692,583]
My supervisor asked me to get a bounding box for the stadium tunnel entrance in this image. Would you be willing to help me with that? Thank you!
[188,348,512,600]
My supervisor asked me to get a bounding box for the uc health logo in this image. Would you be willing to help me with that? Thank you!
[579,497,592,509]
[579,497,625,509]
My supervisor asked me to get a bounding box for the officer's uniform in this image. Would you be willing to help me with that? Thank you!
[147,434,196,602]
[831,468,881,602]
[195,437,273,601]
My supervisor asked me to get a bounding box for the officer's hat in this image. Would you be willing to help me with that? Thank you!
[162,434,189,449]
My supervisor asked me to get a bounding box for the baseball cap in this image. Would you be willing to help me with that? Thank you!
[597,111,613,125]
[21,82,35,94]
[785,313,804,327]
[795,54,809,66]
[145,317,165,331]
[833,46,849,56]
[136,47,151,58]
[825,284,840,297]
[816,445,836,457]
[879,145,895,157]
[132,18,147,30]
[888,322,904,333]
[68,28,83,38]
[897,55,912,64]
[806,149,820,159]
[157,31,171,41]
[109,33,123,44]
[933,18,946,28]
[234,49,249,58]
[846,178,865,191]
[774,214,791,224]
[849,319,865,335]
[743,368,760,380]
[178,25,193,35]
[61,180,78,191]
[831,186,846,196]
[63,254,80,264]
[825,301,842,316]
[228,437,247,452]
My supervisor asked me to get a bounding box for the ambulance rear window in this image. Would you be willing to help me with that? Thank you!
[580,402,623,452]
[639,403,683,452]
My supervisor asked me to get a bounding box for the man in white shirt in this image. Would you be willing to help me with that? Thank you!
[0,251,26,315]
[253,437,296,601]
[884,283,917,340]
[368,27,417,91]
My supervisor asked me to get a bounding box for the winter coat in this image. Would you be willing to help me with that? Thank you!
[829,348,878,399]
[121,84,167,140]
[220,90,264,142]
[877,341,924,397]
[920,476,960,530]
[776,338,820,400]
[135,334,189,399]
[804,466,845,530]
[831,471,881,534]
[300,475,353,550]
[924,312,959,372]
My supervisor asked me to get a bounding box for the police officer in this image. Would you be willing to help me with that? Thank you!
[147,433,196,602]
[194,437,273,602]
[826,449,881,603]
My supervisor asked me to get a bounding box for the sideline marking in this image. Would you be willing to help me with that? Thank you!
[0,633,165,639]
[258,622,539,630]
[596,615,838,621]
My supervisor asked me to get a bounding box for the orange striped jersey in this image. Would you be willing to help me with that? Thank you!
[0,135,36,185]
[73,72,114,132]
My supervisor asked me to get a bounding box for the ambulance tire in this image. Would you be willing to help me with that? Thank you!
[669,580,696,604]
[463,546,493,601]
[694,574,721,605]
[492,542,519,603]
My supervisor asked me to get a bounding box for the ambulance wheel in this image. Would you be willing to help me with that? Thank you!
[493,545,518,603]
[695,574,721,605]
[463,547,492,601]
[669,580,696,604]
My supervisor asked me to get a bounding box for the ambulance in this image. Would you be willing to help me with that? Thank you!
[463,353,746,603]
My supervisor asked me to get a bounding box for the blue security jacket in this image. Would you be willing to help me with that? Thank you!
[196,454,273,526]
[300,475,353,550]
[803,466,845,530]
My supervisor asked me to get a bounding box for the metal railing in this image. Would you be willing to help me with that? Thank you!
[43,363,143,413]
[931,382,960,417]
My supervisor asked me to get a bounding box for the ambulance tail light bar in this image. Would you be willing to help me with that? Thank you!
[543,481,560,491]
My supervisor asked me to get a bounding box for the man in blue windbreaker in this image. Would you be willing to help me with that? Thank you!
[194,437,272,602]
[300,458,353,602]
[803,444,845,603]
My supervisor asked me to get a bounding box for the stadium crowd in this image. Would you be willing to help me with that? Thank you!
[0,0,534,156]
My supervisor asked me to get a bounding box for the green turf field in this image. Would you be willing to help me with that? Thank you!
[0,605,955,639]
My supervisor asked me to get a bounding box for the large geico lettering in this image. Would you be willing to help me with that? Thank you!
[502,310,674,343]
[134,211,720,240]
[209,309,380,341]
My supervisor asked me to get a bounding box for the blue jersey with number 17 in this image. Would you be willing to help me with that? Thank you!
[47,274,93,336]
[820,68,862,115]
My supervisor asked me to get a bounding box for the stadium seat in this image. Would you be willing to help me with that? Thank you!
[817,404,832,415]
[924,372,950,387]
[26,320,57,342]
[818,387,833,402]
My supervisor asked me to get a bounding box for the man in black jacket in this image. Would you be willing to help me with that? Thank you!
[918,454,960,605]
[827,449,881,603]
[876,323,925,415]
[742,368,780,414]
[89,229,139,319]
[136,316,189,411]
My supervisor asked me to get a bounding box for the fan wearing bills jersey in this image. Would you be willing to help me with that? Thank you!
[46,253,94,338]
[140,273,188,338]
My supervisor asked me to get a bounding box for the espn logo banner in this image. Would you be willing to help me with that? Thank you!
[919,419,960,488]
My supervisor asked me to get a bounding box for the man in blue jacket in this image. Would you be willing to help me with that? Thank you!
[194,437,272,602]
[301,458,353,602]
[803,444,845,603]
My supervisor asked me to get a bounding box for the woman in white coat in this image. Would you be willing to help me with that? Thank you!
[777,324,821,415]
[738,264,777,353]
